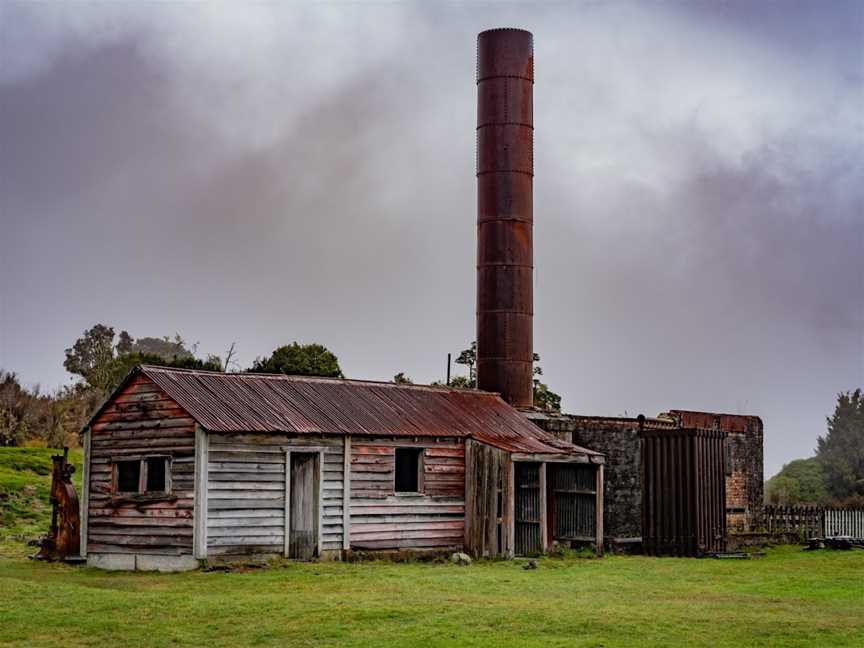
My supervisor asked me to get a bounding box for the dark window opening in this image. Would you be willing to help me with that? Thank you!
[116,460,141,493]
[146,457,168,492]
[114,457,170,495]
[395,448,422,493]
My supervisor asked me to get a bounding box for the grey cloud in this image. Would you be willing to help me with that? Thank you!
[1,1,861,476]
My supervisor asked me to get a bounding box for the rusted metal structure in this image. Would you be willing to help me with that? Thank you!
[476,28,534,408]
[35,447,81,561]
[665,410,764,531]
[78,365,600,570]
[641,426,727,556]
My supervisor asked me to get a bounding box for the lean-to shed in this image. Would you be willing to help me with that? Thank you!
[79,365,602,570]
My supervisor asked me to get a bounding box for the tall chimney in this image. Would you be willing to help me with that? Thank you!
[476,28,534,408]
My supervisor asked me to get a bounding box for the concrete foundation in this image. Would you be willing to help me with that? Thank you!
[87,553,200,572]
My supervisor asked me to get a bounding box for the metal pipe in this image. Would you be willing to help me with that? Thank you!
[475,28,534,407]
[446,353,451,386]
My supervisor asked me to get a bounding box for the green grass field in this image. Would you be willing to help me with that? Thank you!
[1,448,862,647]
[0,447,83,555]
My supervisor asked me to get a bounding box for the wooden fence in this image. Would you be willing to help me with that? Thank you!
[762,505,864,539]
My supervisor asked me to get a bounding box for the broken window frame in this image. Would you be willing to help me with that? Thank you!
[111,455,172,495]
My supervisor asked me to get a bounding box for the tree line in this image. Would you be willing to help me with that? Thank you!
[766,389,864,508]
[0,324,343,448]
[1,326,562,449]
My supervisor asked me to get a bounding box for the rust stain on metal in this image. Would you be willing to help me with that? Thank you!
[666,410,762,434]
[111,366,599,457]
[35,447,80,561]
[641,426,728,556]
[476,28,535,408]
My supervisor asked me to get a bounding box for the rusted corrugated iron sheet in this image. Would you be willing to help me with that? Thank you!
[665,410,762,434]
[98,366,598,457]
[641,427,727,556]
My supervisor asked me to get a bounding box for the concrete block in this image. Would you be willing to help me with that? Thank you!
[135,554,200,572]
[87,553,136,571]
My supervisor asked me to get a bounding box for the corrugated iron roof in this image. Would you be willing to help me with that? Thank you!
[108,366,598,457]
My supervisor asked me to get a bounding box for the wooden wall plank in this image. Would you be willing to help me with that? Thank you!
[203,434,346,556]
[349,438,465,552]
[343,436,351,550]
[87,375,196,557]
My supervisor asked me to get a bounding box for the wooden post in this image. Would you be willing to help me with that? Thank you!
[79,427,91,557]
[463,440,474,556]
[317,450,325,557]
[284,451,291,558]
[343,436,351,551]
[508,459,515,558]
[539,462,548,553]
[193,425,209,560]
[595,462,604,557]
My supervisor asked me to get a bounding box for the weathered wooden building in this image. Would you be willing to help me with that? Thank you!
[79,365,602,570]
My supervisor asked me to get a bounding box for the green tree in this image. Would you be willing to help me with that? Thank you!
[531,352,562,412]
[393,373,413,385]
[765,475,801,505]
[105,352,223,391]
[532,378,562,412]
[765,458,829,505]
[0,371,101,448]
[116,330,134,355]
[0,405,29,447]
[250,343,343,378]
[447,376,473,389]
[65,325,223,393]
[64,324,125,391]
[131,335,194,360]
[816,389,864,502]
[450,342,562,411]
[455,342,477,385]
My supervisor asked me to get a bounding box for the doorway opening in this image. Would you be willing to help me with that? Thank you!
[288,452,320,560]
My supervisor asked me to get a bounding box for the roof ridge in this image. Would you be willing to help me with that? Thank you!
[138,364,498,396]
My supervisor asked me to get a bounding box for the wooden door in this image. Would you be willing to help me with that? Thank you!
[289,453,319,559]
[514,462,541,555]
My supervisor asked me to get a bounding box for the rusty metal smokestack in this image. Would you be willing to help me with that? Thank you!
[476,28,534,408]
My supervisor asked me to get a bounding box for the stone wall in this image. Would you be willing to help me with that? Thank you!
[527,414,644,540]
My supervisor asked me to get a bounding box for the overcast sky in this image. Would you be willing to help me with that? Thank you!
[1,1,861,476]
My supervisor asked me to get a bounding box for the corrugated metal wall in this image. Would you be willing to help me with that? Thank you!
[515,463,542,555]
[642,428,726,556]
[549,464,596,542]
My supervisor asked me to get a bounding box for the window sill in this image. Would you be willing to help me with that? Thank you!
[108,493,177,506]
[393,492,425,498]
